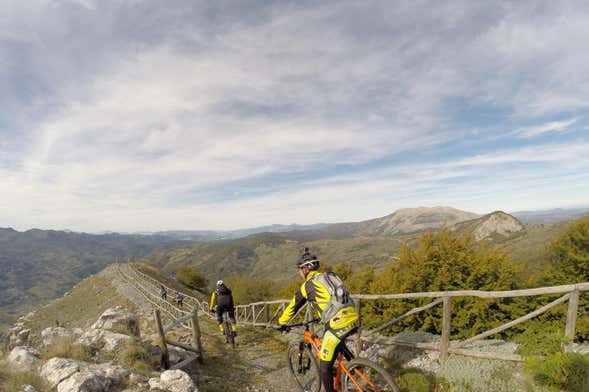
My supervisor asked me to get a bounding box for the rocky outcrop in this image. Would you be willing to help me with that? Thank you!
[79,328,133,352]
[471,211,525,241]
[41,326,71,346]
[149,370,196,392]
[41,357,136,392]
[91,306,140,336]
[7,346,39,371]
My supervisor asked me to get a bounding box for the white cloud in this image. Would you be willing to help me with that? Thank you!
[513,118,579,138]
[2,1,589,231]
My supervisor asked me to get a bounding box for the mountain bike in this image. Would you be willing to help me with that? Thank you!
[222,310,236,349]
[279,319,399,392]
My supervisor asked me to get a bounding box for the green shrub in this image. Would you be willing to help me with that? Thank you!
[176,266,208,291]
[118,339,155,374]
[524,352,589,392]
[397,369,434,392]
[515,322,568,357]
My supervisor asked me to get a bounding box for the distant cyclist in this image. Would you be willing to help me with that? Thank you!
[174,291,184,308]
[210,280,237,336]
[278,248,359,392]
[160,285,167,300]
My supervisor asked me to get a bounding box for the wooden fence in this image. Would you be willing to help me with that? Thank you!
[115,263,206,367]
[235,282,589,362]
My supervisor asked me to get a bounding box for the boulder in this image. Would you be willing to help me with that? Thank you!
[41,327,71,345]
[7,346,39,371]
[92,306,140,336]
[57,371,112,392]
[148,378,162,390]
[41,357,135,391]
[41,358,80,388]
[79,328,133,352]
[20,385,39,392]
[159,370,196,392]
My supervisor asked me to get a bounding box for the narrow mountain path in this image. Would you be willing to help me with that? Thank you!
[106,263,294,391]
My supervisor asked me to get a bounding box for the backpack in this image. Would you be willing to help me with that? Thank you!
[312,272,355,322]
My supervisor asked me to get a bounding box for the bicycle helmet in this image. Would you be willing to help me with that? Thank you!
[216,280,224,286]
[296,252,320,271]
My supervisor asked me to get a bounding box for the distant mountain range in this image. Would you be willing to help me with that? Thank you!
[152,223,331,241]
[1,204,585,330]
[511,206,589,223]
[0,228,184,329]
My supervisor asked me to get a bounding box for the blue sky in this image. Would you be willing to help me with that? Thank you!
[1,0,589,232]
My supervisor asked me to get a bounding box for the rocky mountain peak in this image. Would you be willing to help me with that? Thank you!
[471,211,525,241]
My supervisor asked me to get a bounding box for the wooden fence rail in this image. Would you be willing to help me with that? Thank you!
[235,281,589,363]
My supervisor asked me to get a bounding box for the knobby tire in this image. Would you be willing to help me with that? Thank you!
[286,342,321,392]
[341,357,399,392]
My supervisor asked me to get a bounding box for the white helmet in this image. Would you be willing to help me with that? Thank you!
[216,280,224,286]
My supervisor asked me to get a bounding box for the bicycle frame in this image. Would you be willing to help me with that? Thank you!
[301,323,376,392]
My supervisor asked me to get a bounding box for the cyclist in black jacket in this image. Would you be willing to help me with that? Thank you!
[210,280,237,335]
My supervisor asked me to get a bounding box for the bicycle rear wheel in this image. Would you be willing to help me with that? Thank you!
[341,358,399,392]
[224,319,235,349]
[287,342,321,392]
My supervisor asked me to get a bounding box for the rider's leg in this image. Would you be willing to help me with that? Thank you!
[216,307,224,332]
[228,309,237,333]
[319,330,341,392]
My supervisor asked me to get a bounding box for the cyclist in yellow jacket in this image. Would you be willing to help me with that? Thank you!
[278,248,359,392]
[210,280,237,335]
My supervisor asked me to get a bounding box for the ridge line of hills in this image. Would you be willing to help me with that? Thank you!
[1,205,586,331]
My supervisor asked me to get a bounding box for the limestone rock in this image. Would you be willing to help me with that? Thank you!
[79,328,133,352]
[148,378,162,390]
[92,306,140,336]
[41,327,71,345]
[159,370,196,392]
[41,358,81,388]
[8,346,39,371]
[57,371,112,392]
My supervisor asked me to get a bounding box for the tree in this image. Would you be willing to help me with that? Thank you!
[176,266,208,291]
[548,214,589,284]
[364,229,518,338]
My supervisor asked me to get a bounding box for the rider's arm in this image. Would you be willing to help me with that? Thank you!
[278,286,306,325]
[209,292,217,312]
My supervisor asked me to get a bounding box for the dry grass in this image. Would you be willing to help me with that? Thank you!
[0,367,47,392]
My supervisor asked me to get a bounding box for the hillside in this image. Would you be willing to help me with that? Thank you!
[302,206,479,239]
[0,228,185,330]
[146,233,405,286]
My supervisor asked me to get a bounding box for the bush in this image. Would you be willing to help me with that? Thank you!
[176,266,208,291]
[398,369,434,392]
[525,352,589,392]
[118,339,155,374]
[515,322,568,357]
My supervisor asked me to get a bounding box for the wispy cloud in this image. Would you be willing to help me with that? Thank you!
[1,1,589,231]
[513,118,580,138]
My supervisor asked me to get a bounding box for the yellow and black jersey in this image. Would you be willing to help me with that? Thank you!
[278,271,358,329]
[210,286,234,311]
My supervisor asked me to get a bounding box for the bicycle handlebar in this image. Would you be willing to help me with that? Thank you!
[273,318,321,332]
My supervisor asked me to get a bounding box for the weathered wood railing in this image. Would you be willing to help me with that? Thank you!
[115,263,204,367]
[235,282,589,362]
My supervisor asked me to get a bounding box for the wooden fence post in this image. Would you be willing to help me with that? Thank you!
[355,299,362,354]
[440,296,451,363]
[264,303,270,326]
[566,289,580,340]
[251,304,256,324]
[191,310,204,364]
[154,309,170,369]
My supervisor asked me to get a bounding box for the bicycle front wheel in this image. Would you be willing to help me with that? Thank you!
[287,342,321,392]
[224,319,235,349]
[341,357,399,392]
